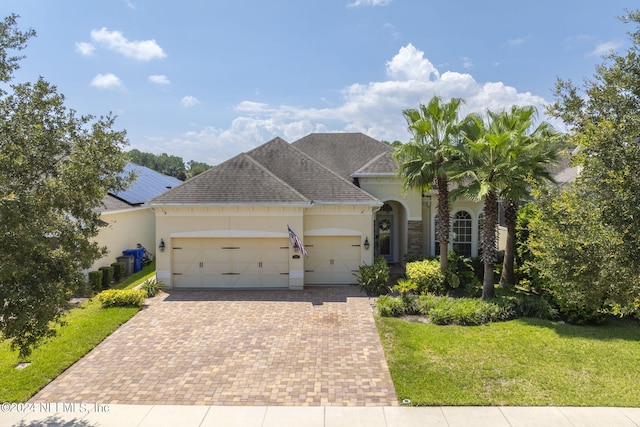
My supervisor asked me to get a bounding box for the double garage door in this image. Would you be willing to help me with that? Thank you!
[171,235,362,288]
[172,238,290,288]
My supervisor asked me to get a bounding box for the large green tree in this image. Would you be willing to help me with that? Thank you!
[0,15,130,358]
[530,9,640,321]
[394,96,464,271]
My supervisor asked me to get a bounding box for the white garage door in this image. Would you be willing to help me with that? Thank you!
[171,238,289,288]
[303,236,361,285]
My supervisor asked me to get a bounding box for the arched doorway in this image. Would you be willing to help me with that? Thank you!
[375,201,407,263]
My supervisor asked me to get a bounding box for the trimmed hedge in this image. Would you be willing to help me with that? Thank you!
[110,262,126,282]
[95,289,146,308]
[406,259,446,294]
[88,270,103,293]
[98,266,114,289]
[356,256,390,296]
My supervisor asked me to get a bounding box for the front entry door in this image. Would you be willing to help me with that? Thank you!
[376,215,393,262]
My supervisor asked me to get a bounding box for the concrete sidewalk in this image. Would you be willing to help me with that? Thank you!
[1,404,639,427]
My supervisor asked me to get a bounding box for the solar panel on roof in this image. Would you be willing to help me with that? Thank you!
[111,162,183,205]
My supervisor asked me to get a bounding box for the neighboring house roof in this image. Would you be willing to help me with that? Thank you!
[98,162,183,212]
[292,133,394,181]
[150,136,381,206]
[112,163,183,206]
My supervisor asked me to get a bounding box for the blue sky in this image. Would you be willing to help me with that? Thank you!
[4,0,636,165]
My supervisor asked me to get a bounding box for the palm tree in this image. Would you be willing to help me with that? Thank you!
[497,107,561,287]
[455,106,561,298]
[394,96,464,271]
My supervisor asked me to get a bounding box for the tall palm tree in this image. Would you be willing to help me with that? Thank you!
[497,107,561,286]
[394,96,464,271]
[455,106,561,298]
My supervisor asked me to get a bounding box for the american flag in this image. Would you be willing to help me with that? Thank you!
[287,225,308,256]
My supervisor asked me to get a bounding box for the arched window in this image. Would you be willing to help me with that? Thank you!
[452,211,472,257]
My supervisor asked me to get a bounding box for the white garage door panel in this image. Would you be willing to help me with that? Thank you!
[172,238,289,288]
[304,236,360,285]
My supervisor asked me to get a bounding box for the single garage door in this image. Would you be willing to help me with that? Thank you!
[303,236,361,285]
[172,238,289,288]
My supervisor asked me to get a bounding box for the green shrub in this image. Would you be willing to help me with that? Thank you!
[406,259,446,295]
[416,294,512,325]
[96,289,146,308]
[98,266,114,289]
[376,295,406,317]
[502,295,559,320]
[356,256,390,296]
[111,262,126,282]
[140,279,163,297]
[88,270,103,293]
[446,252,481,296]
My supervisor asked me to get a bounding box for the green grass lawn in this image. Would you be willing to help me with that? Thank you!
[377,316,640,406]
[0,267,156,402]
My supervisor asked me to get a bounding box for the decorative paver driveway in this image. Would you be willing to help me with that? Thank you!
[31,286,398,406]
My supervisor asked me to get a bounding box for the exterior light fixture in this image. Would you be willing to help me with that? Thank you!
[364,237,370,250]
[159,238,166,252]
[293,241,300,253]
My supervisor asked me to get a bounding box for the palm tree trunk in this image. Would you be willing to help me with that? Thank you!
[481,191,498,299]
[500,200,518,287]
[436,174,450,271]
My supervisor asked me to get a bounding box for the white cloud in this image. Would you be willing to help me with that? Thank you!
[347,0,391,7]
[149,75,170,85]
[383,23,401,39]
[504,37,525,47]
[181,96,201,108]
[588,40,622,57]
[75,42,95,56]
[90,73,122,89]
[386,43,439,81]
[461,56,474,70]
[124,0,136,10]
[90,28,166,61]
[140,44,550,165]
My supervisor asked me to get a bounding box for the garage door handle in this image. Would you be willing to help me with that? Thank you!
[222,273,240,275]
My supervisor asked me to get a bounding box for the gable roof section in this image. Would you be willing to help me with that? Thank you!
[246,137,379,205]
[150,152,310,205]
[112,162,183,206]
[291,133,394,181]
[353,151,398,176]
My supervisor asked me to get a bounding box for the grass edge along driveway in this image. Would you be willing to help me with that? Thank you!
[376,315,640,407]
[0,265,155,402]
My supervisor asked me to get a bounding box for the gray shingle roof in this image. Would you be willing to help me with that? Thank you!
[246,137,379,204]
[353,151,398,176]
[150,136,382,206]
[291,133,394,181]
[150,151,310,205]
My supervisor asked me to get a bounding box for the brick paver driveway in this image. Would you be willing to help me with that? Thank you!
[31,286,398,406]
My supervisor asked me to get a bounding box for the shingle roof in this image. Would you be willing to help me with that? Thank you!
[291,133,394,181]
[353,151,398,176]
[150,136,381,206]
[150,151,310,205]
[112,163,182,206]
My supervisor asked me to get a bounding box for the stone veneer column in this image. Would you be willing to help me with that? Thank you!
[407,220,423,256]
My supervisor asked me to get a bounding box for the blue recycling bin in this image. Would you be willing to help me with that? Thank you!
[122,248,145,273]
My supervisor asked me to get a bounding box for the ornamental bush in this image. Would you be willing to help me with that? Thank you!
[406,259,445,294]
[110,262,126,282]
[356,256,390,296]
[98,266,114,289]
[96,289,146,308]
[87,270,103,293]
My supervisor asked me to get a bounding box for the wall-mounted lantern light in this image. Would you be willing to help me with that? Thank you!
[364,237,370,250]
[293,241,300,253]
[159,238,166,252]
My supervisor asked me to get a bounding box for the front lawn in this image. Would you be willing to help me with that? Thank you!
[0,267,156,402]
[377,316,640,406]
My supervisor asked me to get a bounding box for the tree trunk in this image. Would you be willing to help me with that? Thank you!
[500,200,518,287]
[481,191,498,299]
[436,174,450,272]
